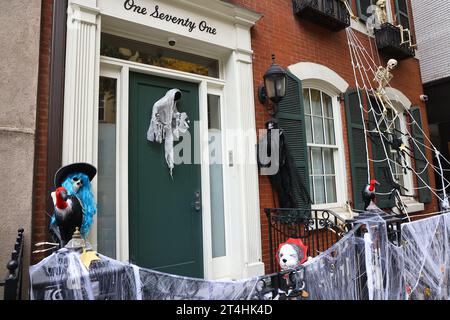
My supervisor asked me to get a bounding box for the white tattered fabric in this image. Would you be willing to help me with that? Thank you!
[29,212,450,300]
[146,88,190,177]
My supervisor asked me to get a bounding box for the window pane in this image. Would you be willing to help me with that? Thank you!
[358,0,375,19]
[322,93,333,118]
[399,14,410,30]
[312,147,324,174]
[101,33,220,78]
[208,95,226,258]
[314,176,326,205]
[97,77,117,259]
[325,119,336,145]
[325,176,337,203]
[303,89,311,115]
[398,0,408,13]
[306,115,313,143]
[311,89,322,116]
[323,149,335,174]
[313,117,325,144]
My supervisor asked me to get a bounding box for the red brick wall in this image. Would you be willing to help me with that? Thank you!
[32,0,438,273]
[229,0,438,273]
[32,0,53,264]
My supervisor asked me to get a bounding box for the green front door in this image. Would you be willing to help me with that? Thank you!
[129,72,203,278]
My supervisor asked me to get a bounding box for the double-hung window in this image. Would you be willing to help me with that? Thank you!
[304,89,339,205]
[395,0,411,30]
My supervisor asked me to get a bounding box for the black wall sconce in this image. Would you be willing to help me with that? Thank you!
[258,54,287,116]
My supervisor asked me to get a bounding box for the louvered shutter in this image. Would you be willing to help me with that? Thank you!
[368,97,396,209]
[410,106,432,204]
[345,89,370,210]
[276,72,311,210]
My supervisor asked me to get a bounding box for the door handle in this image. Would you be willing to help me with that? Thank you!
[194,191,201,212]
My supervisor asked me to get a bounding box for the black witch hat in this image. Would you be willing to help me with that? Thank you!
[54,163,97,187]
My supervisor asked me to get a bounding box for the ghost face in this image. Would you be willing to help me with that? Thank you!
[278,244,302,271]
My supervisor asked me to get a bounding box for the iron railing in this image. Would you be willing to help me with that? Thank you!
[265,208,352,273]
[1,228,25,300]
[374,23,415,60]
[293,0,351,31]
[265,208,406,274]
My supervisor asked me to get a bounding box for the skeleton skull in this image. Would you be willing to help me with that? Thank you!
[387,59,398,70]
[376,0,386,8]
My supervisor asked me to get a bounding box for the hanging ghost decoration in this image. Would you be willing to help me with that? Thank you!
[147,89,189,178]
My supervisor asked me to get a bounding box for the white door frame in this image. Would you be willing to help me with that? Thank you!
[63,0,264,280]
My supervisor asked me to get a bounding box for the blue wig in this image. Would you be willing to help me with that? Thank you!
[60,172,97,238]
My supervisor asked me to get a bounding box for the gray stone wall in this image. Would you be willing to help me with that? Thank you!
[0,0,42,298]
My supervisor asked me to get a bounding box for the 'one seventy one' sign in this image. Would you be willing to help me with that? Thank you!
[123,0,217,35]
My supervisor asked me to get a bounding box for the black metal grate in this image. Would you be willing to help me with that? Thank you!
[293,0,351,31]
[374,23,415,60]
[265,208,352,273]
[1,228,25,300]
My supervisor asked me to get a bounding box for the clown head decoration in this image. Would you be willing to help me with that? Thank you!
[277,238,308,271]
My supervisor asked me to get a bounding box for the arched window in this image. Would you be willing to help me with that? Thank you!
[289,62,349,211]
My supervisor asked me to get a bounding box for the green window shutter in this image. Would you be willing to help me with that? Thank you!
[345,89,369,210]
[275,72,311,210]
[410,106,432,204]
[368,97,396,209]
[356,0,376,21]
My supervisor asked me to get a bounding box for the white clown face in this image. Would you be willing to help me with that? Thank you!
[278,244,301,270]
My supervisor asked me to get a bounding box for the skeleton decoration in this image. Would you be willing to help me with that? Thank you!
[374,59,398,114]
[375,0,388,26]
[397,24,417,50]
[147,89,190,178]
[340,0,357,21]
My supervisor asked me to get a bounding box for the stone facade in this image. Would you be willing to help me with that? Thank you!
[0,0,42,298]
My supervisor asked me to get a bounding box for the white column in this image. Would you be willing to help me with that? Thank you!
[234,25,264,278]
[62,0,101,246]
[62,0,100,165]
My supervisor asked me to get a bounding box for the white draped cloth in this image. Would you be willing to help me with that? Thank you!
[147,89,189,177]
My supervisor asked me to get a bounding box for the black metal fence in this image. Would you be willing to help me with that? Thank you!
[1,228,25,300]
[265,208,405,274]
[265,208,353,273]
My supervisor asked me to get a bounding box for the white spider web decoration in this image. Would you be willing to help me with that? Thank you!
[345,27,450,219]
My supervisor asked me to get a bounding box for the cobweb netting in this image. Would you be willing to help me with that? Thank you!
[29,249,259,300]
[29,213,450,300]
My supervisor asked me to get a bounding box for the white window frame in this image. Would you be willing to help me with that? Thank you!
[303,85,347,211]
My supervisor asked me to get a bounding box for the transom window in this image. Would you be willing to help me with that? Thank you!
[101,33,220,78]
[304,89,338,205]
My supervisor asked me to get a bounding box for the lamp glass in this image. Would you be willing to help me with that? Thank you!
[264,74,286,104]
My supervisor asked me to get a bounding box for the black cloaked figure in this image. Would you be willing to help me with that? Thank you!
[258,119,311,208]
